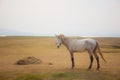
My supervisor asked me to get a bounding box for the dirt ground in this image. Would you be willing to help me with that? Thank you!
[0,37,120,80]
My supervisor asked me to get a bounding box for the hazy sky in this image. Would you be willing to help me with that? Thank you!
[0,0,120,36]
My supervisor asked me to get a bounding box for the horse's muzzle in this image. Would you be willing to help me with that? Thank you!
[57,46,59,48]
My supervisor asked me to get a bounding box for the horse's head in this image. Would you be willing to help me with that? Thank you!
[55,34,64,48]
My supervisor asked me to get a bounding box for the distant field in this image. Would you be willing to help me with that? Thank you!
[0,36,120,80]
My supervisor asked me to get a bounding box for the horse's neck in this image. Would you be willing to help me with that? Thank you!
[62,36,71,48]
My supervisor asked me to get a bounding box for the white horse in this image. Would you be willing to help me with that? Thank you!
[55,34,106,70]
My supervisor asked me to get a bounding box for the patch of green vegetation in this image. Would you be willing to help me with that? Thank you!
[52,72,77,78]
[53,73,68,78]
[0,70,120,80]
[15,74,44,80]
[111,45,120,49]
[101,45,120,53]
[51,71,79,80]
[51,70,120,80]
[101,45,120,49]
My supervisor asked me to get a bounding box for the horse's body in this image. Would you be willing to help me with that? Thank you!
[56,34,106,70]
[63,38,96,52]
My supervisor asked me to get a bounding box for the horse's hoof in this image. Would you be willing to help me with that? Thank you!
[96,66,100,70]
[87,67,92,70]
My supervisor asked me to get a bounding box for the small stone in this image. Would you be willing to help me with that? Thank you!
[48,62,53,65]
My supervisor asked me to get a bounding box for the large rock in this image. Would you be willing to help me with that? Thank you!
[15,56,42,65]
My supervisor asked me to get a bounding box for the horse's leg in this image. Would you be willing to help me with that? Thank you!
[88,50,94,70]
[93,51,100,70]
[70,52,75,69]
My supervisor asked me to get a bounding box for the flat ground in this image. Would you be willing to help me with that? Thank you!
[0,36,120,80]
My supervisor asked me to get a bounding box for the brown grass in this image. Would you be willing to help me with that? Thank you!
[0,36,120,80]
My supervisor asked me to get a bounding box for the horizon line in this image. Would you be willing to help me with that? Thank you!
[0,35,119,38]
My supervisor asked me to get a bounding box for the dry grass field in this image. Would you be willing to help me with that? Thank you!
[0,36,120,80]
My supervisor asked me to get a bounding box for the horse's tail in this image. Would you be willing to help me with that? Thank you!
[96,42,107,63]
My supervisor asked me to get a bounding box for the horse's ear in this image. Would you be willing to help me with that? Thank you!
[55,34,58,37]
[60,34,64,36]
[61,34,64,40]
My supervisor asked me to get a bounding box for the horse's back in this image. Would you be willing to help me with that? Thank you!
[76,38,96,45]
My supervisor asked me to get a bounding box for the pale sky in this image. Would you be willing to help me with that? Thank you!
[0,0,120,37]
